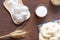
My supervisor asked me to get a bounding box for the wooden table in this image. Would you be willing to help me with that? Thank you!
[0,0,60,40]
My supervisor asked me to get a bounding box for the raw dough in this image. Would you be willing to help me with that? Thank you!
[3,0,30,25]
[51,0,60,6]
[39,22,60,40]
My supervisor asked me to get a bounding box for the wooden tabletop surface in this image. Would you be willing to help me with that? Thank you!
[0,0,60,40]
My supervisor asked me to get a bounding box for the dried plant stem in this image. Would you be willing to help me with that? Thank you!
[0,34,10,39]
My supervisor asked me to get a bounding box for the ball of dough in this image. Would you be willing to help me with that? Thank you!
[51,0,60,6]
[35,6,47,17]
[39,22,60,40]
[40,22,59,38]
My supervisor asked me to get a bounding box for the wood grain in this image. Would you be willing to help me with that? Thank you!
[0,0,60,40]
